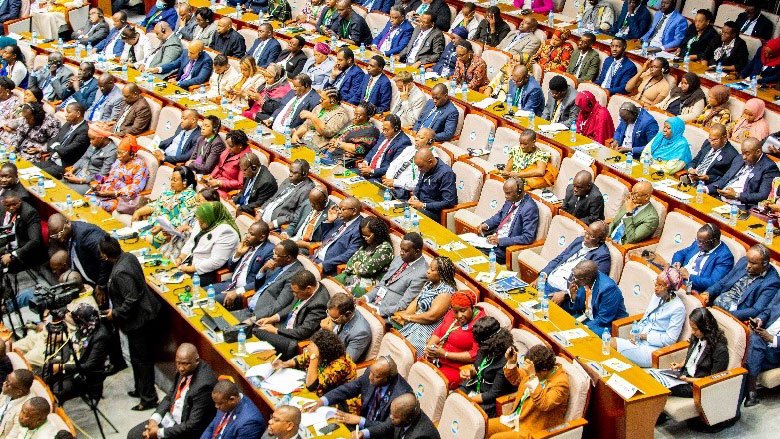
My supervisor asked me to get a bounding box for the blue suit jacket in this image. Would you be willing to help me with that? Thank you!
[671,241,734,293]
[708,257,780,321]
[160,126,202,164]
[232,239,274,291]
[323,369,412,432]
[318,218,363,274]
[364,132,412,178]
[613,109,659,159]
[641,11,687,50]
[483,195,538,249]
[358,74,392,112]
[0,0,21,23]
[413,99,459,141]
[144,7,178,33]
[199,395,266,439]
[708,153,780,208]
[326,65,366,105]
[610,3,651,40]
[541,237,611,294]
[432,43,457,75]
[372,20,414,56]
[160,52,213,89]
[69,77,98,109]
[509,76,544,117]
[570,272,628,335]
[596,57,638,95]
[95,26,125,56]
[248,38,282,68]
[270,89,322,130]
[360,0,392,12]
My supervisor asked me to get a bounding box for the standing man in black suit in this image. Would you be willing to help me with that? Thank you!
[98,236,161,411]
[236,239,303,320]
[233,153,278,215]
[685,124,739,187]
[35,102,91,179]
[560,171,605,225]
[0,194,45,273]
[382,393,440,439]
[127,343,218,438]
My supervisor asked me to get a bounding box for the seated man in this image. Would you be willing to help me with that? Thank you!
[210,17,247,58]
[62,125,117,194]
[140,22,183,71]
[497,17,542,59]
[71,8,110,46]
[701,244,780,321]
[566,32,600,82]
[269,74,321,133]
[670,223,734,293]
[323,47,366,106]
[358,56,392,112]
[0,194,45,273]
[252,270,329,359]
[94,83,151,136]
[151,40,213,89]
[313,196,363,275]
[478,178,538,264]
[544,220,610,296]
[35,102,91,179]
[328,0,373,46]
[0,369,34,436]
[561,170,604,225]
[322,292,371,362]
[235,239,303,319]
[608,180,658,245]
[247,23,282,68]
[408,147,457,221]
[360,232,428,317]
[57,61,97,110]
[284,186,335,250]
[358,114,412,181]
[485,64,543,116]
[262,405,302,439]
[211,220,274,297]
[29,52,73,102]
[641,0,687,52]
[85,73,124,123]
[201,380,266,438]
[605,102,659,159]
[372,6,414,57]
[95,11,128,58]
[384,393,438,438]
[397,12,445,68]
[541,75,578,127]
[596,38,637,96]
[685,123,739,186]
[744,293,780,407]
[206,54,241,100]
[173,3,198,40]
[412,83,458,142]
[152,109,201,165]
[259,159,316,229]
[233,153,278,215]
[9,397,58,438]
[0,163,30,203]
[560,260,628,334]
[706,137,780,209]
[381,128,436,199]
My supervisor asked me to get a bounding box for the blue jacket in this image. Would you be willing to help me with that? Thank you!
[509,76,544,117]
[359,0,392,13]
[95,26,125,57]
[270,89,322,130]
[688,141,739,183]
[671,241,734,293]
[413,99,458,141]
[570,272,628,335]
[143,7,178,33]
[613,109,659,159]
[641,10,687,50]
[414,158,457,219]
[596,57,638,95]
[0,0,21,23]
[160,51,213,89]
[325,64,366,105]
[247,38,282,68]
[483,195,538,249]
[432,42,457,76]
[708,257,780,321]
[69,77,98,109]
[708,153,780,208]
[610,2,651,40]
[232,239,275,291]
[318,218,363,274]
[541,237,611,295]
[199,395,266,439]
[357,73,392,112]
[363,131,412,178]
[372,20,414,56]
[160,126,202,164]
[741,45,780,85]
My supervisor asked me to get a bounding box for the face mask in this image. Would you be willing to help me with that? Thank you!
[156,0,165,8]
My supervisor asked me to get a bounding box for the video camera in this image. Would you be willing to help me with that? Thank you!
[0,224,13,248]
[28,281,80,315]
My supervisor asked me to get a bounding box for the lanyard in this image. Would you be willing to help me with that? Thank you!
[514,366,557,415]
[341,19,351,38]
[475,356,493,393]
[440,310,477,344]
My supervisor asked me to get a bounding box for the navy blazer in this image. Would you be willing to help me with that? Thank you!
[69,221,112,288]
[69,77,98,109]
[569,272,628,335]
[358,73,392,112]
[483,195,538,249]
[160,51,213,89]
[508,76,544,117]
[160,126,202,164]
[688,141,739,183]
[330,11,373,46]
[596,57,638,95]
[0,0,21,23]
[270,89,322,129]
[372,20,414,56]
[364,132,413,178]
[95,26,125,57]
[414,159,457,220]
[360,0,393,13]
[641,10,688,50]
[232,240,275,291]
[735,12,775,41]
[671,241,734,293]
[413,99,459,142]
[541,237,611,295]
[613,109,659,158]
[431,42,457,75]
[610,3,651,40]
[318,218,363,274]
[248,37,282,68]
[143,7,178,32]
[199,394,265,439]
[707,153,780,208]
[326,65,367,105]
[707,257,780,321]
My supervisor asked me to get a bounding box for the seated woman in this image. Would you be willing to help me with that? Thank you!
[625,58,672,107]
[160,188,221,260]
[178,201,241,286]
[503,130,557,190]
[424,290,485,389]
[333,216,393,296]
[474,6,511,48]
[730,98,770,144]
[665,308,728,398]
[302,43,335,90]
[90,135,149,213]
[394,256,457,356]
[131,166,198,248]
[639,117,691,175]
[272,329,359,413]
[574,91,615,145]
[611,267,687,368]
[0,45,28,88]
[659,73,705,123]
[324,101,380,167]
[292,0,328,29]
[532,28,573,73]
[224,56,264,109]
[487,345,569,439]
[243,64,291,122]
[191,7,217,45]
[740,38,780,86]
[0,86,42,146]
[186,115,226,175]
[460,317,515,417]
[13,103,60,163]
[203,130,250,197]
[694,85,732,128]
[265,0,292,21]
[142,0,178,32]
[292,87,350,148]
[0,78,19,133]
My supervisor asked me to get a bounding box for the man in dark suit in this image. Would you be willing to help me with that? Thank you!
[95,11,128,58]
[253,270,329,359]
[544,221,610,296]
[284,186,335,249]
[152,109,201,165]
[606,102,659,159]
[313,196,363,275]
[478,178,538,264]
[233,153,278,215]
[707,137,780,209]
[212,220,274,300]
[409,147,457,221]
[372,6,414,57]
[561,171,605,225]
[398,12,445,67]
[702,244,780,321]
[357,56,392,112]
[201,380,266,438]
[306,356,412,436]
[71,8,110,46]
[407,0,451,31]
[58,62,98,111]
[671,223,735,293]
[323,293,371,362]
[47,214,111,289]
[94,83,151,136]
[99,236,161,411]
[735,1,774,41]
[744,292,780,407]
[0,163,30,206]
[383,393,439,439]
[35,102,91,179]
[237,239,303,320]
[358,115,412,181]
[323,47,366,106]
[248,23,282,68]
[0,195,44,273]
[269,74,322,133]
[29,52,74,102]
[412,83,458,142]
[127,343,217,437]
[259,160,316,229]
[0,0,21,24]
[563,260,628,335]
[173,3,199,41]
[328,0,373,46]
[596,38,638,95]
[261,405,301,439]
[151,40,213,89]
[209,17,247,58]
[685,123,739,187]
[359,0,393,13]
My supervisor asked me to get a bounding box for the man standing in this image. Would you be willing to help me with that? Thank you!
[409,148,457,222]
[0,193,45,274]
[47,214,111,290]
[478,178,538,264]
[561,171,605,225]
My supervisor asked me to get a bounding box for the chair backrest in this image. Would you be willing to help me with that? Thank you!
[648,197,668,239]
[558,356,591,422]
[365,12,390,38]
[606,241,624,281]
[554,157,594,200]
[560,0,580,19]
[537,142,562,169]
[452,161,485,205]
[457,113,496,150]
[489,126,521,166]
[33,54,48,71]
[617,259,657,316]
[147,31,161,49]
[531,62,543,82]
[654,211,702,263]
[453,102,466,137]
[407,361,448,423]
[376,331,416,378]
[143,95,163,133]
[647,108,670,133]
[473,178,506,222]
[268,161,290,185]
[68,5,90,32]
[320,277,348,297]
[726,97,746,129]
[238,28,258,51]
[437,391,487,439]
[31,377,54,412]
[510,327,547,356]
[532,197,553,241]
[594,174,629,219]
[715,3,746,27]
[21,0,30,16]
[477,299,514,329]
[136,149,159,192]
[153,106,182,140]
[8,350,30,370]
[743,35,763,64]
[710,307,748,369]
[235,213,255,236]
[356,305,385,361]
[149,164,173,200]
[48,408,76,435]
[577,82,608,107]
[683,0,715,20]
[765,108,780,134]
[685,124,708,159]
[676,290,702,341]
[298,255,322,281]
[538,215,587,262]
[721,233,747,262]
[482,50,510,80]
[607,94,641,131]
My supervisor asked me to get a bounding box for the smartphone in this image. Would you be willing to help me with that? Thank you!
[748,223,764,229]
[318,424,339,435]
[748,317,759,329]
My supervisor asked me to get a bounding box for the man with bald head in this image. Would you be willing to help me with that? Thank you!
[409,147,457,222]
[564,260,627,334]
[10,397,57,438]
[128,343,218,438]
[93,83,151,136]
[412,83,458,141]
[284,186,336,247]
[561,170,605,225]
[382,393,438,438]
[210,17,246,58]
[606,101,659,159]
[543,220,611,296]
[497,16,541,58]
[153,109,202,164]
[30,51,73,101]
[211,220,274,299]
[686,123,739,185]
[234,153,278,214]
[261,405,301,439]
[142,22,183,71]
[63,124,117,194]
[150,39,213,88]
[487,63,544,116]
[95,10,128,57]
[382,128,438,198]
[479,178,538,264]
[608,180,658,244]
[707,137,780,209]
[314,196,364,274]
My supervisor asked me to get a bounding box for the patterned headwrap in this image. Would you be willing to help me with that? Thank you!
[451,290,478,308]
[661,266,683,292]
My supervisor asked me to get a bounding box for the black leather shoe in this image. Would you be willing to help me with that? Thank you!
[127,390,139,398]
[744,392,760,407]
[131,400,158,411]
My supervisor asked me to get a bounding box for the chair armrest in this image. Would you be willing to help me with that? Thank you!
[336,264,346,274]
[651,340,690,369]
[611,314,643,337]
[442,201,478,217]
[217,268,232,282]
[241,289,255,308]
[496,393,515,416]
[298,241,321,254]
[692,367,748,426]
[505,240,543,270]
[137,129,155,137]
[530,418,588,439]
[189,83,208,91]
[619,237,661,255]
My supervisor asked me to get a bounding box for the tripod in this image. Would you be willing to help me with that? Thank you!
[41,319,119,439]
[0,267,26,339]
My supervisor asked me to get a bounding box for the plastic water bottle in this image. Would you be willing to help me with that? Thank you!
[90,193,98,214]
[65,194,73,214]
[32,31,38,44]
[528,112,536,128]
[569,123,577,143]
[449,78,456,96]
[625,153,633,171]
[630,322,641,342]
[641,41,648,57]
[280,394,292,406]
[236,4,243,19]
[227,109,234,127]
[75,44,83,59]
[207,285,216,311]
[221,96,228,107]
[199,86,206,103]
[536,271,547,294]
[488,249,496,274]
[548,12,554,27]
[696,181,705,203]
[490,0,497,6]
[751,76,758,95]
[730,204,739,226]
[8,151,16,164]
[419,66,425,83]
[283,127,292,157]
[37,177,44,196]
[359,43,366,60]
[487,132,495,153]
[403,205,411,227]
[330,34,338,49]
[86,42,92,54]
[602,329,612,355]
[766,221,775,245]
[192,272,201,298]
[383,189,392,203]
[716,62,723,80]
[56,38,63,50]
[411,213,420,232]
[460,82,468,100]
[237,328,247,356]
[684,54,690,71]
[539,289,549,320]
[389,57,395,72]
[642,156,650,175]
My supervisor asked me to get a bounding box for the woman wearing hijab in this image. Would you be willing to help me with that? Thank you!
[460,317,515,417]
[243,64,291,122]
[178,201,240,286]
[91,135,150,213]
[659,73,706,122]
[695,85,732,128]
[741,38,780,85]
[302,43,336,90]
[640,117,691,174]
[532,28,574,73]
[575,91,615,145]
[731,98,770,144]
[611,267,687,368]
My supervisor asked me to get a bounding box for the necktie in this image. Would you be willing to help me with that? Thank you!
[227,249,255,290]
[171,376,191,413]
[286,299,304,328]
[573,52,586,76]
[551,100,562,123]
[387,262,409,284]
[648,14,668,42]
[173,131,186,156]
[696,149,718,174]
[726,165,751,188]
[321,222,347,249]
[253,40,268,60]
[611,219,626,243]
[370,138,391,168]
[279,96,300,128]
[602,59,621,88]
[211,412,231,438]
[497,203,519,230]
[364,76,376,100]
[741,18,756,33]
[377,26,396,51]
[301,210,321,241]
[366,387,385,421]
[181,60,196,80]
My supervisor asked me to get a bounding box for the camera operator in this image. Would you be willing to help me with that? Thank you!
[0,163,31,206]
[0,194,45,274]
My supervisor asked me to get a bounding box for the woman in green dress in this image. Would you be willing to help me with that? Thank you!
[334,216,394,296]
[132,166,198,248]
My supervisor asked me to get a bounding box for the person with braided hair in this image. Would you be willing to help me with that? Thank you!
[323,101,380,166]
[291,86,350,148]
[460,317,515,416]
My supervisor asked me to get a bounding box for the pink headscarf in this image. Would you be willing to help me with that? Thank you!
[731,98,770,143]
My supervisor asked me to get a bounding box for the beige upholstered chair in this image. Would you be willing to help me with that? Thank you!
[514,213,586,281]
[356,304,385,362]
[406,360,448,423]
[617,258,658,317]
[447,177,504,233]
[375,330,417,378]
[437,390,488,439]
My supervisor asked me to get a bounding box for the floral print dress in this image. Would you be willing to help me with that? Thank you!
[14,114,61,161]
[334,241,394,296]
[95,156,150,212]
[148,187,198,247]
[294,350,361,414]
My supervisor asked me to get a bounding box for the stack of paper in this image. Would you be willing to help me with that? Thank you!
[459,233,495,249]
[259,368,307,394]
[538,123,568,132]
[245,341,275,354]
[473,98,498,109]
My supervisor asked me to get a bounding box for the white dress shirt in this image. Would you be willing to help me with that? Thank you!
[407,28,432,63]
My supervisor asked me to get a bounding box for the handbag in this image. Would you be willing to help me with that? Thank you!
[116,195,142,215]
[524,163,558,190]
